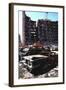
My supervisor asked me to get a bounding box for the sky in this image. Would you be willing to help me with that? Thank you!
[25,11,58,21]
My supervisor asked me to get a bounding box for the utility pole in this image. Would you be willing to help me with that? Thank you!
[45,12,48,20]
[45,12,48,44]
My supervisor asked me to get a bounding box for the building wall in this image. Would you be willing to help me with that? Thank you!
[24,13,58,46]
[24,13,37,45]
[37,20,58,45]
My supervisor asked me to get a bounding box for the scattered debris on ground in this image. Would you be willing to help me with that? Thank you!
[19,62,58,79]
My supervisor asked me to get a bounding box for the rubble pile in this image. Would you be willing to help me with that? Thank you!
[19,62,58,79]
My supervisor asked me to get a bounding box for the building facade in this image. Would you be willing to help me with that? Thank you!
[22,12,58,46]
[24,13,37,45]
[37,19,58,45]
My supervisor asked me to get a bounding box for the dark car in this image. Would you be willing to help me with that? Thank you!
[30,54,58,75]
[22,47,58,76]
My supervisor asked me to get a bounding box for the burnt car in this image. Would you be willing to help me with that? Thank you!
[21,47,58,76]
[31,54,58,75]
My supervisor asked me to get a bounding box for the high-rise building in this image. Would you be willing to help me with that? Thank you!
[24,13,37,45]
[22,12,58,46]
[37,19,58,45]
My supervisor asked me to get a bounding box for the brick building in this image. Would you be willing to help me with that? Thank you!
[21,12,58,46]
[24,13,37,45]
[37,19,58,45]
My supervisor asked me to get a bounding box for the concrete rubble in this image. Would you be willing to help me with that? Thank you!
[19,62,58,79]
